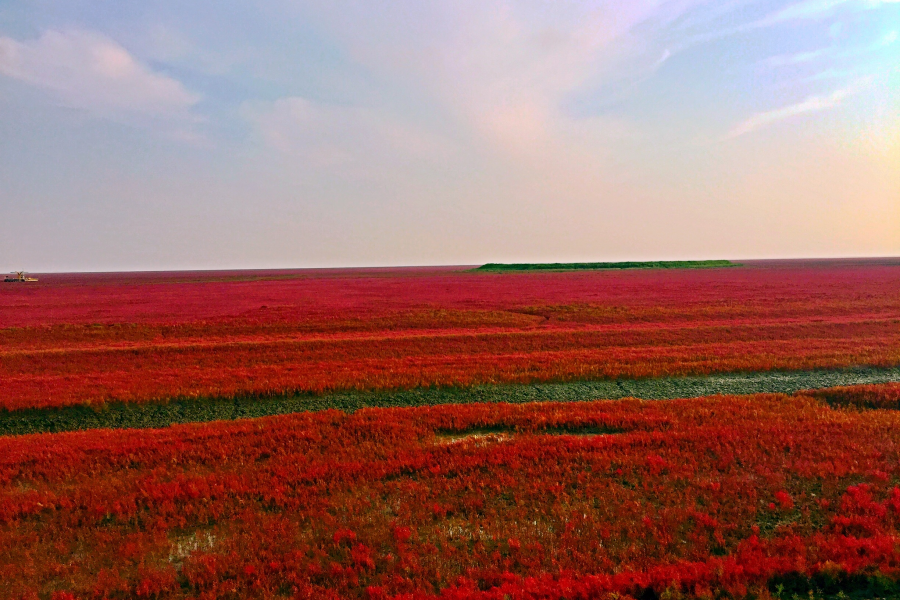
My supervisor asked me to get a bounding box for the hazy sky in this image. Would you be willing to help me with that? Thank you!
[1,0,897,271]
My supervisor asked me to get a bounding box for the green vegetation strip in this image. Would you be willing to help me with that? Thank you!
[2,367,899,436]
[475,260,736,271]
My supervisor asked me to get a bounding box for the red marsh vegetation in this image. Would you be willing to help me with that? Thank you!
[1,260,898,410]
[3,390,900,598]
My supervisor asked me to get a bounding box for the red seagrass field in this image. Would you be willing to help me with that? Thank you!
[2,260,899,411]
[2,259,900,600]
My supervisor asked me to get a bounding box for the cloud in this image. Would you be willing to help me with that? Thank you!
[0,29,200,118]
[302,1,709,157]
[766,0,854,22]
[761,48,828,67]
[242,96,452,169]
[688,0,899,46]
[728,79,869,137]
[759,0,899,25]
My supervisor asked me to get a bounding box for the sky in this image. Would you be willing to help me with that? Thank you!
[1,0,897,272]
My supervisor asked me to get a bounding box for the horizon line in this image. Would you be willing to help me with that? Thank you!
[6,255,900,276]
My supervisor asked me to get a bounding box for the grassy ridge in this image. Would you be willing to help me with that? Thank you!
[475,260,736,271]
[2,366,898,436]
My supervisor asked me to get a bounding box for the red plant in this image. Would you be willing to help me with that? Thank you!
[3,389,900,598]
[2,261,899,410]
[801,382,900,409]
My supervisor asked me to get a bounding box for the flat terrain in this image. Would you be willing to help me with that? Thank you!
[1,258,899,599]
[2,259,898,411]
[475,259,736,270]
[3,366,899,436]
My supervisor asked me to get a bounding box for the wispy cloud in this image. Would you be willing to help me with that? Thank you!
[242,96,452,170]
[759,0,899,25]
[304,1,711,157]
[728,79,869,137]
[686,0,898,48]
[0,29,199,118]
[761,48,828,67]
[765,0,855,22]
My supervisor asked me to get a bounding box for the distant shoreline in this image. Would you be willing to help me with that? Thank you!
[474,259,736,271]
